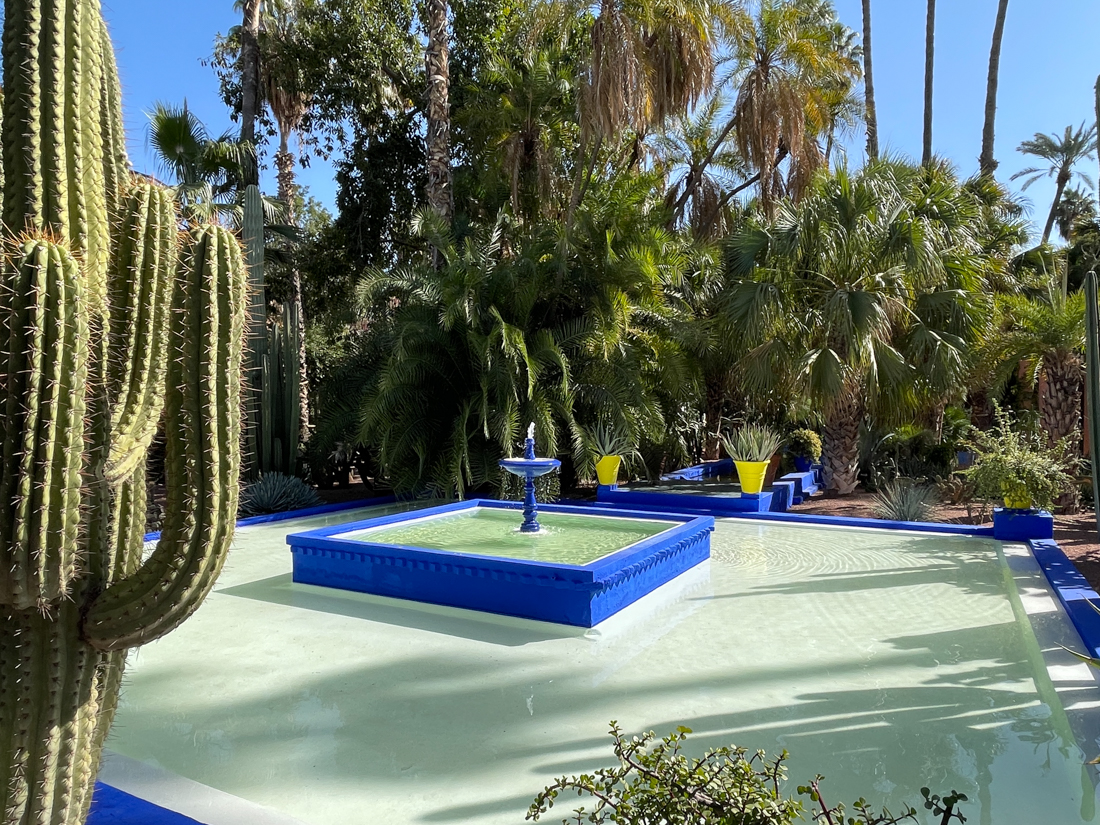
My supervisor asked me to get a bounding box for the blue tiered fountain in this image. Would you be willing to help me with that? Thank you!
[499,423,561,533]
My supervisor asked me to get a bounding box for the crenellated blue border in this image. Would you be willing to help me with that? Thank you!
[286,499,715,627]
[1029,538,1100,660]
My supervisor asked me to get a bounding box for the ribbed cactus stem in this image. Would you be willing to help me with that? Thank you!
[83,224,246,649]
[243,183,266,478]
[0,1,248,821]
[105,182,177,484]
[0,237,89,610]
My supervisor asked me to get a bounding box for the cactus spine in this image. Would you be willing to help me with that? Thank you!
[0,1,247,823]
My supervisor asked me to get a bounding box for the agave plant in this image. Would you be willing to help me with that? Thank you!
[591,422,634,458]
[721,424,784,463]
[239,472,323,517]
[872,479,939,523]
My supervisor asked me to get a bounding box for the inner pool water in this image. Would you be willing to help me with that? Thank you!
[106,506,1100,825]
[340,507,672,565]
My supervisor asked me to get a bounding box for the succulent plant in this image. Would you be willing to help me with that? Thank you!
[722,424,784,463]
[872,479,939,523]
[0,2,247,822]
[240,472,323,517]
[590,422,633,457]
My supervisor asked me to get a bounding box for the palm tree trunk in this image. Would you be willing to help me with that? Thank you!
[922,0,936,166]
[1042,172,1069,244]
[424,0,453,224]
[275,141,310,444]
[862,0,879,161]
[1041,353,1082,447]
[979,0,1010,175]
[239,0,263,187]
[1042,353,1082,512]
[822,390,863,495]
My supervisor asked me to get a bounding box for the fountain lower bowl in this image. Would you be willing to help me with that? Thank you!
[286,500,714,627]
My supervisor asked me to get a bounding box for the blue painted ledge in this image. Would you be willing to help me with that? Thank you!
[143,494,397,542]
[1030,539,1100,660]
[88,783,203,825]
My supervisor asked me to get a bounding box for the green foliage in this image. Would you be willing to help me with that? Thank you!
[966,407,1074,510]
[527,724,928,825]
[872,480,939,523]
[590,422,634,458]
[787,428,822,461]
[239,472,323,517]
[722,424,783,462]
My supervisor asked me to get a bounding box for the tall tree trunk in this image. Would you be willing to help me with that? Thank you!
[275,137,310,444]
[862,0,879,161]
[922,0,936,166]
[1042,171,1070,244]
[1041,353,1083,447]
[1041,353,1082,512]
[822,389,863,495]
[240,0,263,187]
[980,0,1010,175]
[424,0,453,225]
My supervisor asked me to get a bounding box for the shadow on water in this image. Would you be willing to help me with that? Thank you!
[218,574,585,647]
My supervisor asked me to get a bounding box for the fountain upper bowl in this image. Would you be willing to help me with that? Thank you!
[499,457,561,477]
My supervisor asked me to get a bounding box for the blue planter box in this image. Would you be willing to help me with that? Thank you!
[286,500,714,627]
[992,507,1054,541]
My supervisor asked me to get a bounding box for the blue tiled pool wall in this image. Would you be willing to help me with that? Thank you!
[287,500,715,627]
[596,456,822,516]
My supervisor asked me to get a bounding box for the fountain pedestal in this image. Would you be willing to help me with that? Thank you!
[499,426,561,532]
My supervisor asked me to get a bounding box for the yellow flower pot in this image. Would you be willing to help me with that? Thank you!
[734,460,770,495]
[596,455,622,486]
[1001,481,1032,510]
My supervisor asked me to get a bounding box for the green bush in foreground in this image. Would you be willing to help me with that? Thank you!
[528,725,967,825]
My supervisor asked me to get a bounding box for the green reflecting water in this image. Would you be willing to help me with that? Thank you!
[340,507,671,565]
[108,506,1100,825]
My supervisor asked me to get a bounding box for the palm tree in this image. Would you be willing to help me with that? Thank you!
[922,0,935,165]
[651,92,748,238]
[861,0,878,161]
[261,0,312,441]
[145,101,254,224]
[979,0,1010,175]
[728,0,861,216]
[996,290,1086,449]
[723,162,983,494]
[1011,122,1098,244]
[424,0,453,223]
[239,0,263,186]
[1054,187,1097,243]
[461,51,574,220]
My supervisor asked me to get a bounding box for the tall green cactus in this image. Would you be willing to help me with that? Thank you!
[0,1,247,823]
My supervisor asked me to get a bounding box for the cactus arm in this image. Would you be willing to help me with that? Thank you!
[243,183,266,477]
[0,238,88,610]
[83,224,245,651]
[104,181,177,484]
[97,14,127,214]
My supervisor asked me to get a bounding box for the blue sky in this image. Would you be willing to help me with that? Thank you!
[105,0,1100,242]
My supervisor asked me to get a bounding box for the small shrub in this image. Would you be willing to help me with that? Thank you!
[239,473,323,517]
[787,428,822,462]
[722,424,784,462]
[528,724,959,825]
[966,407,1075,510]
[873,479,939,522]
